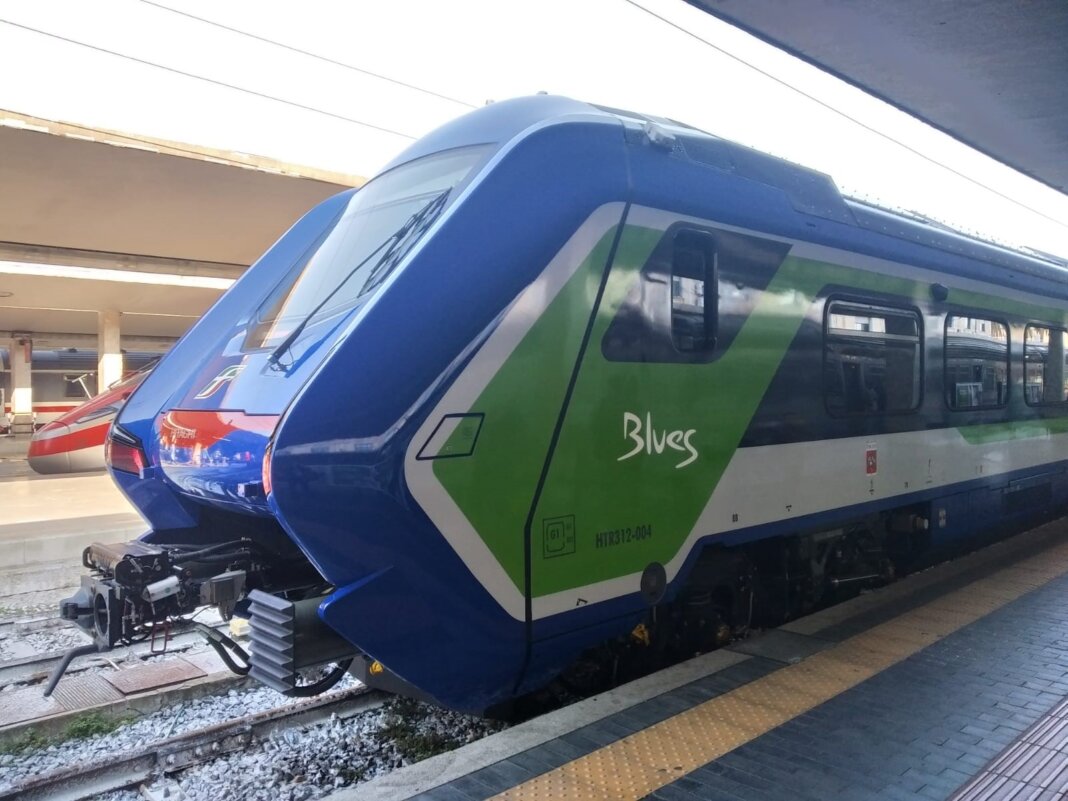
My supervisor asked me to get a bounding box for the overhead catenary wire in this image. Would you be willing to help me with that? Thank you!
[4,6,1060,238]
[622,0,1068,231]
[0,18,418,141]
[139,0,479,110]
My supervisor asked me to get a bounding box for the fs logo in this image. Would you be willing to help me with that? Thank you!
[617,411,698,469]
[194,364,245,400]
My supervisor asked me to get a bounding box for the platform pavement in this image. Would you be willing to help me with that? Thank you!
[338,519,1068,801]
[0,434,29,474]
[0,443,142,581]
[638,572,1068,801]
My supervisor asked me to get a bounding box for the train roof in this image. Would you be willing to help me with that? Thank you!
[0,348,158,373]
[381,95,1068,288]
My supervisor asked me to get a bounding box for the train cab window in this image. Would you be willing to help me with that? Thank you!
[244,145,489,352]
[825,300,922,415]
[671,232,717,352]
[945,315,1009,409]
[1024,325,1068,405]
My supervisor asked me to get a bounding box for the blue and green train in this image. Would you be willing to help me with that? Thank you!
[60,96,1068,714]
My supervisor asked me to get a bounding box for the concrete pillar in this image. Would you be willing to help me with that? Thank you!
[97,310,123,394]
[10,337,32,415]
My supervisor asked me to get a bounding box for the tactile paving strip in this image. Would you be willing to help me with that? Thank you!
[950,698,1068,800]
[493,541,1068,801]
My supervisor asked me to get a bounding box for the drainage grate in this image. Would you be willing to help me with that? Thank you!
[50,673,123,710]
[103,658,205,695]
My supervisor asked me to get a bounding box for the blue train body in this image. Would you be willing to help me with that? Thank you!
[61,96,1068,714]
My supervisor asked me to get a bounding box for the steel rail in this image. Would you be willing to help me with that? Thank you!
[0,684,384,801]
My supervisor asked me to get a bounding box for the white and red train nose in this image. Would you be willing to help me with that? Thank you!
[27,418,111,474]
[26,369,150,475]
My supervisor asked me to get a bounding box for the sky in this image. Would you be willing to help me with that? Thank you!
[1,0,1066,259]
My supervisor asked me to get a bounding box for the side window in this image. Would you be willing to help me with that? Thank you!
[945,315,1009,409]
[601,224,788,365]
[825,300,922,415]
[670,232,716,352]
[1024,325,1068,405]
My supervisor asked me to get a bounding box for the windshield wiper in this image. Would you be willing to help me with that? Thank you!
[358,190,451,297]
[267,189,451,370]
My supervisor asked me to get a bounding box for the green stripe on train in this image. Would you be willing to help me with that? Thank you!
[432,226,626,592]
[957,418,1068,444]
[433,221,1068,601]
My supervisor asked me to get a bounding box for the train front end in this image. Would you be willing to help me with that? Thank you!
[57,96,631,713]
[27,368,149,475]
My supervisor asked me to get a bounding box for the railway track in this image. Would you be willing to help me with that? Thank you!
[0,613,68,631]
[3,529,1054,801]
[0,620,232,689]
[1,684,384,801]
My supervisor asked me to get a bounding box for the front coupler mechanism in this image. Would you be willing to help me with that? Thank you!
[53,539,358,697]
[60,540,248,648]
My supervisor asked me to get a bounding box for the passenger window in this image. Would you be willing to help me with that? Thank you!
[825,300,922,415]
[601,225,787,365]
[1024,325,1068,405]
[945,315,1009,409]
[670,233,716,352]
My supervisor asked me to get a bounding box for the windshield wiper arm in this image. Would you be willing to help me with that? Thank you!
[359,190,451,297]
[267,189,451,370]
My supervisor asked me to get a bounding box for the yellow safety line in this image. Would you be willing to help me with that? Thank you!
[494,541,1068,801]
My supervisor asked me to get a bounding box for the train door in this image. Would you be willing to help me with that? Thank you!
[526,215,791,640]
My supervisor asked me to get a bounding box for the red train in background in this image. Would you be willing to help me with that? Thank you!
[26,367,151,474]
[2,348,156,473]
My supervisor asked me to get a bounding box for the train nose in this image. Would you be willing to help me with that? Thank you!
[154,410,281,507]
[27,422,74,474]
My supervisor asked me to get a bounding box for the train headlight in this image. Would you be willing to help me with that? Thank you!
[262,440,274,497]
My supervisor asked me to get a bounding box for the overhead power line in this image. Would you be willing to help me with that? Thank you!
[0,18,417,141]
[623,0,1067,230]
[140,0,478,110]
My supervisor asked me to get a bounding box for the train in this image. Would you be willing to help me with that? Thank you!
[27,366,151,474]
[58,96,1068,715]
[2,350,96,434]
[2,348,154,430]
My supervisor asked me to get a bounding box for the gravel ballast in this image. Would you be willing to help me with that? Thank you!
[0,678,504,800]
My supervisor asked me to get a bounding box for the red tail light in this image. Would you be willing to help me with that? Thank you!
[106,430,148,475]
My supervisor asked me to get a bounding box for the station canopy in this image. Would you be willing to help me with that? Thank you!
[0,112,361,347]
[689,0,1068,193]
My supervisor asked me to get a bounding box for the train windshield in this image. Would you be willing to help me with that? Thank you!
[246,145,488,350]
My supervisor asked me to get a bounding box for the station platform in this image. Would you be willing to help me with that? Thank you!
[0,449,141,585]
[342,519,1068,801]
